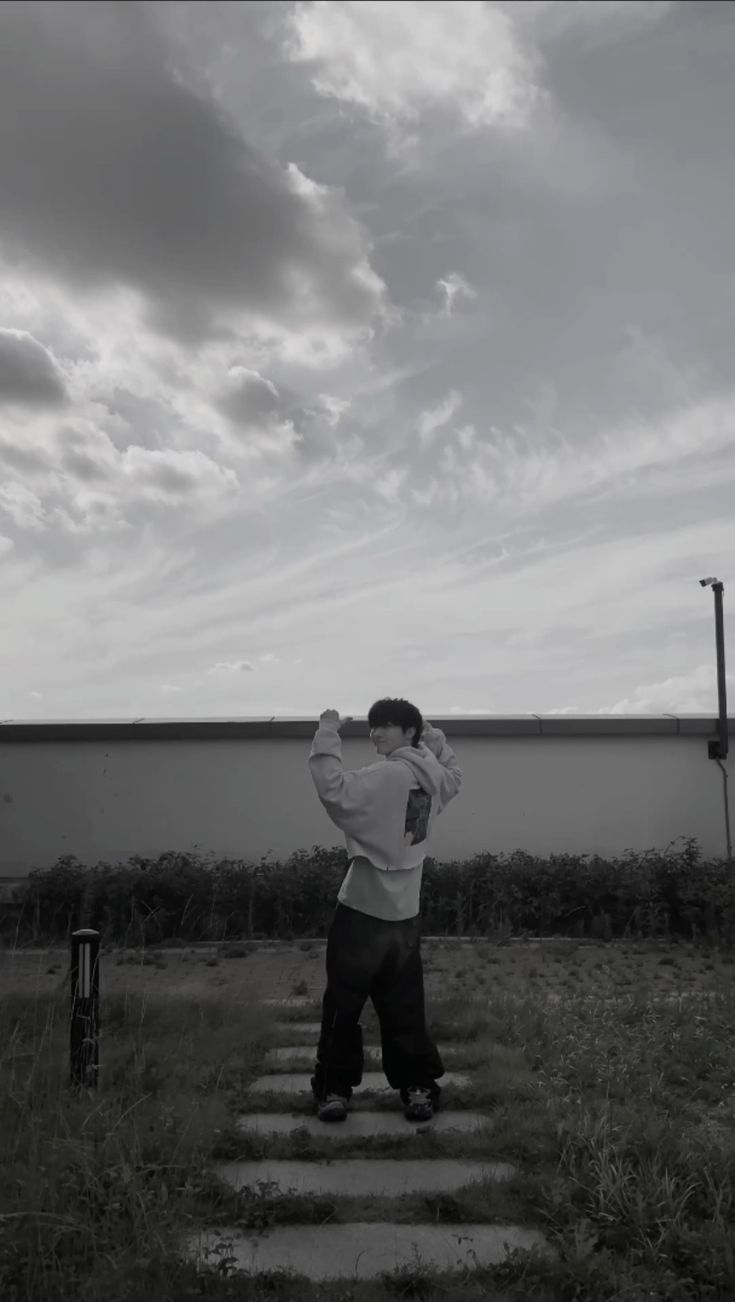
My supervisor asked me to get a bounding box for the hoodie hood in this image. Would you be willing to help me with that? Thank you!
[388,743,443,794]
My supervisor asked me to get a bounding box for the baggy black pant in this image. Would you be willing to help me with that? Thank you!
[310,902,444,1106]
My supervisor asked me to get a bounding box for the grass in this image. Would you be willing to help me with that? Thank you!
[1,934,735,1301]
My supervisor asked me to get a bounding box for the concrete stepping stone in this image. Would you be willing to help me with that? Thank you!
[272,1021,386,1038]
[264,1045,460,1068]
[236,1110,494,1139]
[246,1072,470,1098]
[272,1022,323,1035]
[184,1222,554,1280]
[269,1021,386,1041]
[213,1156,517,1196]
[262,998,313,1008]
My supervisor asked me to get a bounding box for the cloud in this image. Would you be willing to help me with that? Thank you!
[284,0,541,131]
[0,329,67,407]
[218,368,282,425]
[0,482,48,533]
[0,407,241,544]
[513,0,674,48]
[0,439,53,477]
[597,664,734,716]
[418,390,463,448]
[1,0,733,727]
[0,1,386,344]
[120,446,239,502]
[206,660,256,675]
[436,273,477,317]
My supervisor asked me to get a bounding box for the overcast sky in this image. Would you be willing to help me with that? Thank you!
[1,0,733,724]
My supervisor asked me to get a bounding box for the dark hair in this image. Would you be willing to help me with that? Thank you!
[367,697,423,749]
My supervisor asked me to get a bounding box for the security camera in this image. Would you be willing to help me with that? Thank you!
[699,577,718,587]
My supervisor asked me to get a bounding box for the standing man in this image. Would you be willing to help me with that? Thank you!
[307,697,462,1122]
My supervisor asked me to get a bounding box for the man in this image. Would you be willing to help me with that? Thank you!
[307,697,463,1123]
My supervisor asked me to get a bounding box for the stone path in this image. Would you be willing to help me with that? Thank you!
[188,1222,549,1280]
[182,1000,557,1284]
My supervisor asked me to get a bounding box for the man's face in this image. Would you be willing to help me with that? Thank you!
[371,722,415,756]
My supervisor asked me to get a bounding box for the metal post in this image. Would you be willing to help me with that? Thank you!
[712,581,729,762]
[70,928,100,1090]
[701,577,732,865]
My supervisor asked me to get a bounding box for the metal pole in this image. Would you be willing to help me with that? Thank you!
[70,928,100,1090]
[713,581,729,761]
[701,577,732,865]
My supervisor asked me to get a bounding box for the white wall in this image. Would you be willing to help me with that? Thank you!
[0,715,732,878]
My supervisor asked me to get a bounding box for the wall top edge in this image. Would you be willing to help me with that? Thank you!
[0,714,732,740]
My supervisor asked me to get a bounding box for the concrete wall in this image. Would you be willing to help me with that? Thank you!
[0,715,732,883]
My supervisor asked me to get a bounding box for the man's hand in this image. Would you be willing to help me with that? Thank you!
[421,721,443,754]
[320,709,352,731]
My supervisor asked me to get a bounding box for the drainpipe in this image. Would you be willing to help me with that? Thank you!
[699,577,732,863]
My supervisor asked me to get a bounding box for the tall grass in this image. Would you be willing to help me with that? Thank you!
[2,935,735,1300]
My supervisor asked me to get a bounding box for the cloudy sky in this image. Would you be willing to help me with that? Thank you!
[1,0,733,724]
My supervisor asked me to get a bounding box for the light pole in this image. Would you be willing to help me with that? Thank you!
[699,577,732,863]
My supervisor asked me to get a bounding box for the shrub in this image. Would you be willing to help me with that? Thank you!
[2,834,732,947]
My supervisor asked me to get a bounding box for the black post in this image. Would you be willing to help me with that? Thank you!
[713,582,729,762]
[70,928,100,1090]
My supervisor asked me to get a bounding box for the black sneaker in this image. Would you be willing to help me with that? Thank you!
[317,1093,348,1122]
[403,1087,433,1122]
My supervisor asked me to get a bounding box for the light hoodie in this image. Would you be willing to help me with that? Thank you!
[308,720,462,921]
